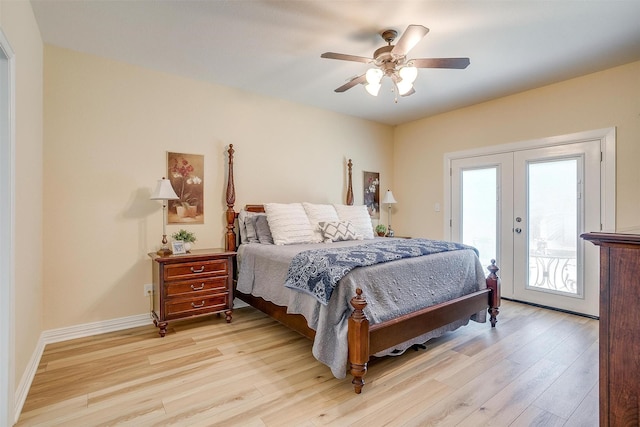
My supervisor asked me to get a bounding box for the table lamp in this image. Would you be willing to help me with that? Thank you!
[381,189,397,237]
[150,177,179,255]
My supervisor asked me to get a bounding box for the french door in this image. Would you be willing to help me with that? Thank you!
[450,139,604,317]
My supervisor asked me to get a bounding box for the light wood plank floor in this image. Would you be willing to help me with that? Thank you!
[16,300,599,426]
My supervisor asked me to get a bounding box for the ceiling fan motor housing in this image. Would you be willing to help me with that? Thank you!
[373,45,405,67]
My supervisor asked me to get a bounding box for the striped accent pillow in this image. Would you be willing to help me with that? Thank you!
[265,203,314,245]
[318,221,362,242]
[333,204,375,239]
[303,202,340,243]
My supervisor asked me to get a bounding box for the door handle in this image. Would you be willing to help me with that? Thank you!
[515,228,522,234]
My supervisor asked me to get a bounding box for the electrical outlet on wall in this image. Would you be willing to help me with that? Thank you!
[143,284,153,297]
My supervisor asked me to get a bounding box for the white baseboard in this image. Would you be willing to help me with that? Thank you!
[41,313,153,345]
[13,337,44,424]
[14,313,154,423]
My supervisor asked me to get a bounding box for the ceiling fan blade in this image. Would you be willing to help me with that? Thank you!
[335,74,366,92]
[391,25,429,57]
[411,58,470,69]
[321,52,373,64]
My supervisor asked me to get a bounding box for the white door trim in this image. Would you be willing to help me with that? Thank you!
[0,27,16,426]
[444,127,616,239]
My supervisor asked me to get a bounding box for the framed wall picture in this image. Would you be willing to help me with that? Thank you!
[171,240,186,255]
[167,152,204,224]
[363,171,380,219]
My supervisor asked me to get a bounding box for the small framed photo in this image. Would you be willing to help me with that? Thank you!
[171,240,186,255]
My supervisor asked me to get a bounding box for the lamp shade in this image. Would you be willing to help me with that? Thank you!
[365,68,383,85]
[150,178,179,200]
[399,66,418,84]
[365,82,381,96]
[381,189,397,204]
[396,80,413,95]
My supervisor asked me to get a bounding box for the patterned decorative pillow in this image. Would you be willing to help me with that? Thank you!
[265,202,314,245]
[333,204,375,239]
[302,202,340,243]
[318,221,362,242]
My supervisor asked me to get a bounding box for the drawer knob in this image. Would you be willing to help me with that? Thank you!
[191,301,205,308]
[190,266,206,273]
[191,283,205,291]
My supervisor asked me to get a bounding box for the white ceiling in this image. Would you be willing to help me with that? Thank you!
[31,0,640,126]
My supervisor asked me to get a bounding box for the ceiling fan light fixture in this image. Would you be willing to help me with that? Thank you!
[396,79,413,95]
[365,68,383,85]
[399,66,418,84]
[365,82,381,96]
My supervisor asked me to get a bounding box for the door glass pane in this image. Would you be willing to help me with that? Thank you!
[527,159,578,294]
[462,167,497,269]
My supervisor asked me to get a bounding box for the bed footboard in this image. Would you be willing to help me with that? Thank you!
[347,260,501,394]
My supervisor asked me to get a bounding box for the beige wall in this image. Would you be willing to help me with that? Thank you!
[12,12,640,417]
[1,0,44,410]
[43,45,394,329]
[394,60,640,239]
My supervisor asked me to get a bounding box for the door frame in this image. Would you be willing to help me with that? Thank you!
[0,28,16,426]
[444,127,616,241]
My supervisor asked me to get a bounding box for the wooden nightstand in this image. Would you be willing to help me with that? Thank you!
[149,248,236,337]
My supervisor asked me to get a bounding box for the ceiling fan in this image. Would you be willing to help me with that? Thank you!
[321,24,470,100]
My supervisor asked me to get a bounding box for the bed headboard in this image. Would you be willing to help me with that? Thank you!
[224,145,354,251]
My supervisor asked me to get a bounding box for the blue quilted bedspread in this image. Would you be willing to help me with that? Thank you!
[284,238,478,305]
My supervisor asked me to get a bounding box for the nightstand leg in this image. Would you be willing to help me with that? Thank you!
[225,309,232,323]
[157,322,168,337]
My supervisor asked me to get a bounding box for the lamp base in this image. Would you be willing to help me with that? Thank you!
[156,246,173,256]
[386,227,394,237]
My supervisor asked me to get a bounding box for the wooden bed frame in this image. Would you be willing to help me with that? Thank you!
[223,144,501,393]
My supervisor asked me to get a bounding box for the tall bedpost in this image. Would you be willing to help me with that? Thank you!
[486,259,501,327]
[346,159,354,205]
[225,144,237,251]
[348,288,369,393]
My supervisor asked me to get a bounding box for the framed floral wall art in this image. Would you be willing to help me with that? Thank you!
[363,171,380,219]
[167,152,204,224]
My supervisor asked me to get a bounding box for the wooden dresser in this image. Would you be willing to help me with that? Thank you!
[582,232,640,426]
[149,248,236,337]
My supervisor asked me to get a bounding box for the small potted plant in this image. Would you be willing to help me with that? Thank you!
[171,229,196,252]
[375,224,387,237]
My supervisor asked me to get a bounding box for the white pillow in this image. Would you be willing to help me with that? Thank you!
[265,203,314,245]
[333,204,375,240]
[302,203,340,243]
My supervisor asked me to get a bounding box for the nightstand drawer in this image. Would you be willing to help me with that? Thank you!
[164,259,228,280]
[166,277,228,298]
[165,295,228,318]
